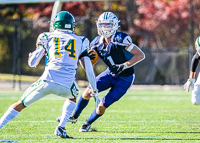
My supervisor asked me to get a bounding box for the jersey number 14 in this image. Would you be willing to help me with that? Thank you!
[53,38,76,59]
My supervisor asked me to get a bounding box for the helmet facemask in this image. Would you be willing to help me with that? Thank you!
[96,12,120,38]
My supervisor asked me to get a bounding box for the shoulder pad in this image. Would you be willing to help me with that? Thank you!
[36,32,50,49]
[112,32,132,46]
[38,32,50,40]
[81,37,90,51]
[90,36,101,48]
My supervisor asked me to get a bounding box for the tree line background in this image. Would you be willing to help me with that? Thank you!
[0,0,200,85]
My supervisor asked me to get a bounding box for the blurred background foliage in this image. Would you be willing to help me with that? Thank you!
[0,0,199,84]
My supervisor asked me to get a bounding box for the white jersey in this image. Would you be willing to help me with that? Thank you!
[37,30,89,88]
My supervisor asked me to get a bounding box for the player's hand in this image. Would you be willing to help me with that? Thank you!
[184,78,195,92]
[90,90,100,108]
[28,52,33,60]
[29,52,33,57]
[110,64,124,76]
[88,50,96,60]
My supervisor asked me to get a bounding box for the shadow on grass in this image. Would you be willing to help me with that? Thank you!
[119,138,200,141]
[73,137,200,141]
[77,131,200,141]
[2,136,200,141]
[165,132,200,134]
[105,131,200,134]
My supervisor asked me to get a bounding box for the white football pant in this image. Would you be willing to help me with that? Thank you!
[191,72,200,105]
[21,79,79,107]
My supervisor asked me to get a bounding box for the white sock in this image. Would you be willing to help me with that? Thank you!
[59,100,76,128]
[0,105,20,129]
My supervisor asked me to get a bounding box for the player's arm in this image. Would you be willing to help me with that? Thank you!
[79,55,100,107]
[109,34,145,76]
[28,33,47,67]
[184,52,200,92]
[79,38,100,107]
[79,55,97,92]
[110,43,145,76]
[190,52,200,77]
[189,37,200,78]
[28,46,45,67]
[79,38,97,92]
[124,43,145,68]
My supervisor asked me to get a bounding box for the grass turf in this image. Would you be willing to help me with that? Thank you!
[0,89,200,143]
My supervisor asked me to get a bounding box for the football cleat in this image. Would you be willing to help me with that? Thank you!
[56,117,61,122]
[56,116,78,124]
[79,120,91,132]
[54,126,73,138]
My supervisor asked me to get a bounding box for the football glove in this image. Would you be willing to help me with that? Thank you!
[110,64,125,76]
[88,50,96,60]
[184,78,195,92]
[90,90,100,108]
[29,52,33,57]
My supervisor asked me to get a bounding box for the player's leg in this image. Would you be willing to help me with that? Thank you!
[79,75,134,132]
[70,88,91,120]
[70,70,112,122]
[78,101,105,132]
[58,99,76,127]
[0,101,23,129]
[191,74,200,105]
[56,88,90,123]
[54,99,76,138]
[54,82,78,138]
[0,80,48,129]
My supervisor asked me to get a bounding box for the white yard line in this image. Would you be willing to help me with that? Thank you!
[11,119,176,123]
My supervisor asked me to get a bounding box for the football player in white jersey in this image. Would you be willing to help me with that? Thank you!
[0,11,99,138]
[184,36,200,105]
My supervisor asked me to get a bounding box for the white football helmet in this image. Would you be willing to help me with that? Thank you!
[96,12,120,38]
[195,36,200,53]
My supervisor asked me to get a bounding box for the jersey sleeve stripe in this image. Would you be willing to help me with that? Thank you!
[127,38,131,43]
[43,33,49,40]
[37,44,45,48]
[82,37,86,43]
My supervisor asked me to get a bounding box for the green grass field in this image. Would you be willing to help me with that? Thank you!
[0,89,200,143]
